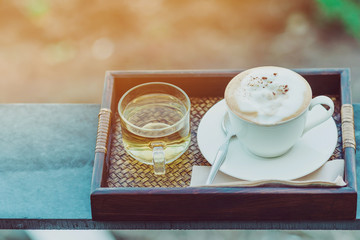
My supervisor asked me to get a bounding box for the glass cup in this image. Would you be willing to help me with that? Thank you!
[118,82,191,175]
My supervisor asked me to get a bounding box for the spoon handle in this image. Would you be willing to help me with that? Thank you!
[205,134,232,185]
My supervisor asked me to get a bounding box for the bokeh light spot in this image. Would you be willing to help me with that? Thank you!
[91,38,115,60]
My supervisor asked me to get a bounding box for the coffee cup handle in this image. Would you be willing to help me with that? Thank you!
[303,96,334,135]
[152,146,166,175]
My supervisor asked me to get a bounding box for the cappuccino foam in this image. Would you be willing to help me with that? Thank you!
[225,66,312,125]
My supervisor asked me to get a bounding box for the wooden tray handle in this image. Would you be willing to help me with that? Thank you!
[341,104,356,150]
[95,108,112,154]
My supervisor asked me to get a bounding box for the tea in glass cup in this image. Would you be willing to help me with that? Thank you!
[118,82,191,175]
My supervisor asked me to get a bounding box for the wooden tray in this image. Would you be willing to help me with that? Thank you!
[91,69,357,221]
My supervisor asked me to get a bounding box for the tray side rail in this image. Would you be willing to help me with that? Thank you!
[91,186,356,221]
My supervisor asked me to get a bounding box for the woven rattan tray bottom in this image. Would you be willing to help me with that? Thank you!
[106,96,342,188]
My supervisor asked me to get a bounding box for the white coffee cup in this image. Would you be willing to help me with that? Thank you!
[224,66,334,158]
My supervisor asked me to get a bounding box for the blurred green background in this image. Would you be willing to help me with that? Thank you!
[0,0,359,103]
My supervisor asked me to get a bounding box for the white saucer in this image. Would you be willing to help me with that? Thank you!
[197,99,338,181]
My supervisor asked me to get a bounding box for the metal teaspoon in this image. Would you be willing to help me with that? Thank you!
[205,113,236,185]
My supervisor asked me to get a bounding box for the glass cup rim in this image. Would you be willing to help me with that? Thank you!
[118,82,191,133]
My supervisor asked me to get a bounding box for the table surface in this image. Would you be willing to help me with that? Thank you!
[0,103,359,230]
